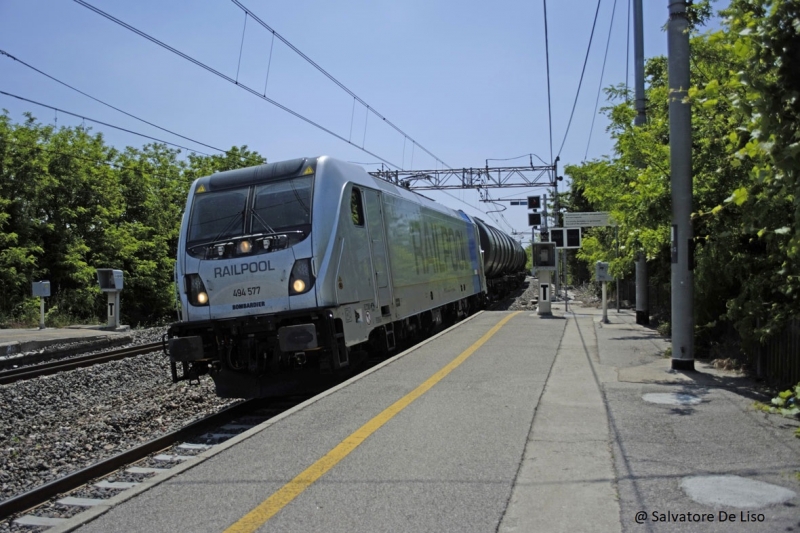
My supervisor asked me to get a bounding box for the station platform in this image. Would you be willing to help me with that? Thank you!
[0,325,131,357]
[51,302,799,533]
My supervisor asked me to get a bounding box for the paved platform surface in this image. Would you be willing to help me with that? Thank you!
[51,302,799,532]
[0,325,130,356]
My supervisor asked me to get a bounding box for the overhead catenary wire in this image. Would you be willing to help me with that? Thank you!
[435,189,498,223]
[262,30,276,95]
[626,0,631,99]
[486,153,549,166]
[0,90,214,155]
[229,0,451,170]
[235,12,248,83]
[73,0,401,170]
[542,0,554,164]
[0,49,230,154]
[585,0,618,160]
[556,0,604,159]
[485,194,516,233]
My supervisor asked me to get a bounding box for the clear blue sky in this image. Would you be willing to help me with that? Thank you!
[0,0,725,242]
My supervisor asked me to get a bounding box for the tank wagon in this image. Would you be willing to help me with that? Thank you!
[166,156,526,398]
[474,217,527,297]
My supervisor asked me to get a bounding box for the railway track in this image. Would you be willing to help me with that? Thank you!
[0,341,163,385]
[1,394,313,528]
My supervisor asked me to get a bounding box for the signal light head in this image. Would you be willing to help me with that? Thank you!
[527,196,541,210]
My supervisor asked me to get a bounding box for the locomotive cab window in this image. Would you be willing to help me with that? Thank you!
[187,188,248,245]
[351,187,364,227]
[185,175,313,256]
[252,176,312,234]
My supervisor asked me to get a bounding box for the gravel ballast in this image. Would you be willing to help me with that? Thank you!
[0,327,237,507]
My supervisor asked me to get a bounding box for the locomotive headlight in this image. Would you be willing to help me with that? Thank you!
[288,258,315,295]
[237,239,252,255]
[186,274,210,307]
[292,279,306,293]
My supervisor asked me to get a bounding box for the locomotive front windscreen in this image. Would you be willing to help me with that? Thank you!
[187,176,313,248]
[188,188,248,244]
[251,177,311,233]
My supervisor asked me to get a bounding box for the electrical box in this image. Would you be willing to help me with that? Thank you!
[97,269,124,329]
[532,242,557,270]
[97,269,124,292]
[32,281,51,298]
[595,261,613,282]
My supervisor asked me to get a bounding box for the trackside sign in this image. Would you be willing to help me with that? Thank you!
[563,212,615,227]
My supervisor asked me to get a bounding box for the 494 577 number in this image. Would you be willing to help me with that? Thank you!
[233,286,261,297]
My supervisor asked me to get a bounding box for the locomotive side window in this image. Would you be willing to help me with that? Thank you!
[351,187,364,227]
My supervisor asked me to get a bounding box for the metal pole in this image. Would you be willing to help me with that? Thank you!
[633,0,650,324]
[564,249,568,312]
[39,297,45,329]
[668,0,694,370]
[553,158,560,296]
[601,281,609,323]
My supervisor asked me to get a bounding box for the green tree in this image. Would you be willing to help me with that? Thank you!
[0,110,267,327]
[718,0,800,339]
[567,0,800,349]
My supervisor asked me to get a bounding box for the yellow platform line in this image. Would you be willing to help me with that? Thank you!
[225,311,521,533]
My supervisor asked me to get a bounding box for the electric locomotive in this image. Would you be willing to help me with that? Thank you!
[166,156,525,398]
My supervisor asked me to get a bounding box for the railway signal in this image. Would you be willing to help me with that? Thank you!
[539,228,581,249]
[527,195,542,228]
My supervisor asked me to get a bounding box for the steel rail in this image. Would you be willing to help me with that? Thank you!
[0,342,163,385]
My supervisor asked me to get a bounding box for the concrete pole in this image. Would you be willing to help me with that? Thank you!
[616,226,620,312]
[633,0,646,127]
[668,0,694,370]
[633,0,650,325]
[635,252,649,324]
[601,281,609,323]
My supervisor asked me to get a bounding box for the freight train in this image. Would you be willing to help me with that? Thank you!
[166,156,526,398]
